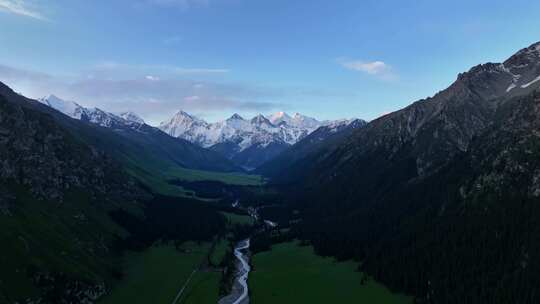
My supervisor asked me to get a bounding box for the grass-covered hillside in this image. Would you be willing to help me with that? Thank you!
[0,85,144,302]
[0,82,231,303]
[0,81,250,198]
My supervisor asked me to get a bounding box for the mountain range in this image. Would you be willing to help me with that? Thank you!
[286,41,540,304]
[38,95,146,129]
[0,84,144,303]
[0,82,231,303]
[37,93,362,170]
[255,118,367,181]
[32,94,242,195]
[4,38,540,304]
[159,110,360,169]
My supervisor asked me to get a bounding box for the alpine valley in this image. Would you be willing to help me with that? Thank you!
[3,7,540,304]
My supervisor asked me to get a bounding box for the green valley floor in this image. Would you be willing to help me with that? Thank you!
[249,241,412,304]
[98,241,412,304]
[99,242,220,304]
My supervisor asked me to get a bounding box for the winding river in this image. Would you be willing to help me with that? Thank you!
[218,204,278,304]
[218,239,251,304]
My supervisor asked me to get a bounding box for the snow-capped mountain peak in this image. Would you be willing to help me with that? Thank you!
[323,118,365,133]
[291,113,322,129]
[119,111,145,124]
[228,113,245,121]
[158,110,358,168]
[268,111,292,125]
[38,94,144,129]
[38,95,86,119]
[251,114,273,126]
[164,110,207,127]
[159,110,213,146]
[266,111,321,129]
[175,110,197,120]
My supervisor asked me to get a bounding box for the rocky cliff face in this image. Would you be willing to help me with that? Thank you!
[307,42,540,199]
[293,42,540,303]
[0,93,135,202]
[462,91,540,201]
[349,90,540,304]
[0,82,143,304]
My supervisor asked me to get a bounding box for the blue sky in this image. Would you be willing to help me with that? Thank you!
[1,0,540,124]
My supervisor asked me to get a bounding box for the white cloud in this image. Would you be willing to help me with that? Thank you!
[342,61,388,75]
[338,59,396,80]
[92,62,229,76]
[145,75,160,81]
[184,95,201,102]
[0,63,281,125]
[0,0,46,20]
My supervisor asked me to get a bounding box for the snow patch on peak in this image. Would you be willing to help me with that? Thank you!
[119,111,144,124]
[323,118,362,133]
[267,111,322,130]
[506,83,517,92]
[274,111,288,118]
[38,95,85,119]
[521,75,540,88]
[251,114,272,126]
[291,113,321,129]
[39,94,144,129]
[268,111,292,125]
[158,110,354,153]
[173,110,198,120]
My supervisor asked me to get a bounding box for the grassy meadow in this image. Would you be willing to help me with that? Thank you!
[221,211,255,226]
[124,155,264,198]
[249,241,413,304]
[99,242,217,304]
[165,167,265,186]
[177,270,222,304]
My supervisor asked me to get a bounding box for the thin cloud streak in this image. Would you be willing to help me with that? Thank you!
[0,0,46,20]
[91,62,230,77]
[0,63,282,125]
[338,58,397,81]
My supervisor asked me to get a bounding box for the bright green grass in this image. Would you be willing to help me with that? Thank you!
[100,243,212,304]
[221,212,255,226]
[249,242,413,304]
